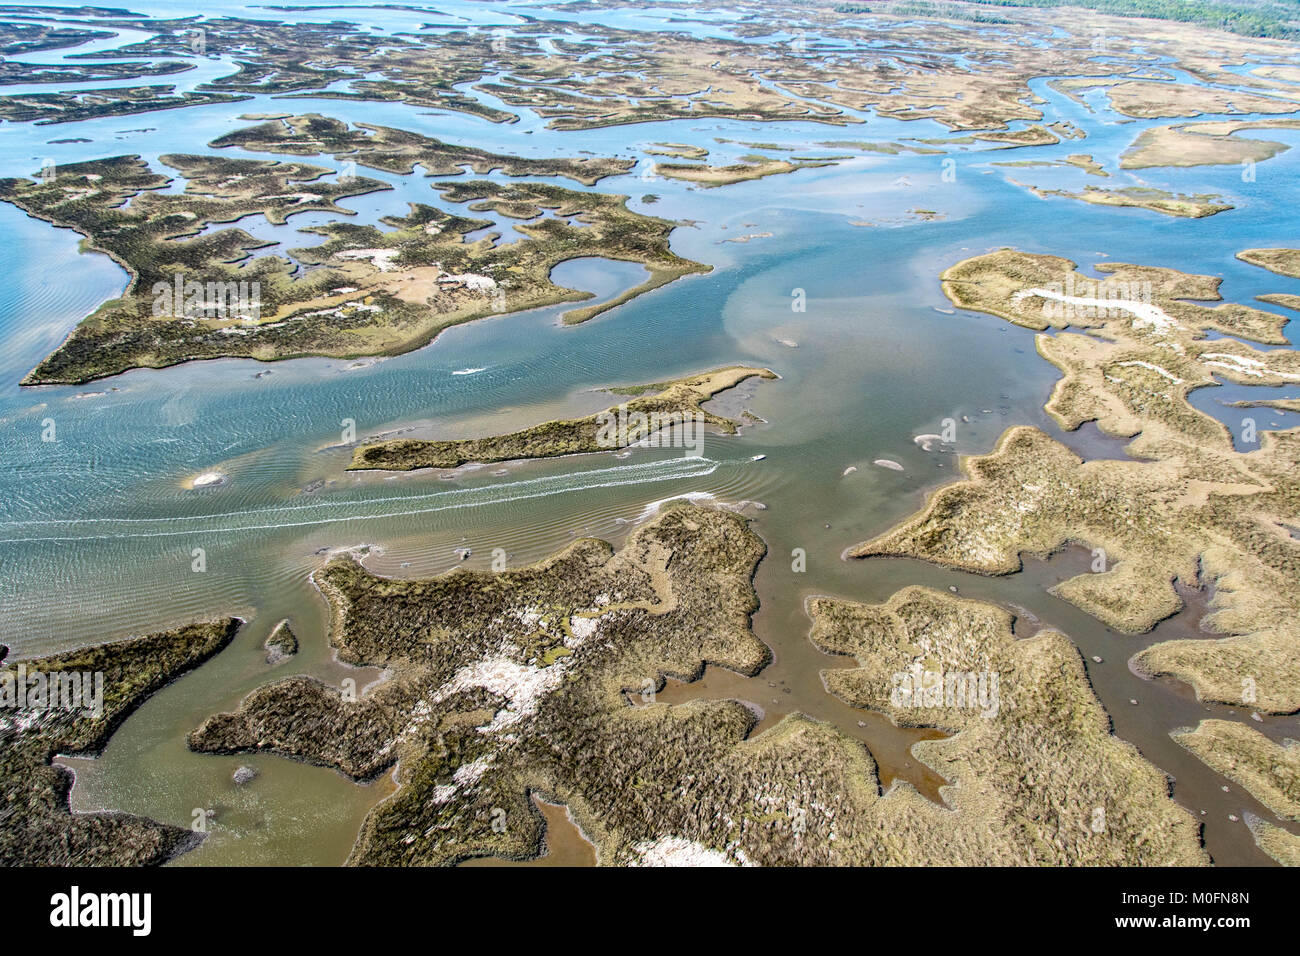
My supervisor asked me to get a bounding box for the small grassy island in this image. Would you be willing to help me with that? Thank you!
[0,21,112,57]
[0,85,248,125]
[1056,78,1300,121]
[1025,183,1232,217]
[264,620,299,665]
[213,114,634,187]
[1237,247,1300,278]
[645,143,710,160]
[1249,817,1300,866]
[187,504,1202,865]
[850,248,1300,714]
[994,153,1108,175]
[1172,720,1300,821]
[0,620,241,866]
[1121,119,1300,169]
[1064,154,1108,176]
[652,155,834,187]
[2,118,706,385]
[349,366,775,471]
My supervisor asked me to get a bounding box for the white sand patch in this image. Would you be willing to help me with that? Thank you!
[453,753,495,787]
[568,615,598,646]
[427,784,457,804]
[438,272,498,293]
[0,708,54,734]
[265,192,322,204]
[1014,288,1179,334]
[1115,360,1183,383]
[431,645,566,733]
[631,836,737,867]
[427,754,497,805]
[58,187,98,203]
[633,491,717,523]
[1201,352,1300,381]
[334,248,400,271]
[185,470,227,489]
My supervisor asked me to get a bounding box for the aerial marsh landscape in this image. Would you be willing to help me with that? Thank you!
[1,0,1298,909]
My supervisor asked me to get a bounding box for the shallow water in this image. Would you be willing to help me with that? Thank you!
[3,1,1299,866]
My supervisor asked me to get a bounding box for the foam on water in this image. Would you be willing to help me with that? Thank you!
[0,456,721,543]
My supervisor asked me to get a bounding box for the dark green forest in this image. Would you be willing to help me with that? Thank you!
[836,0,1300,39]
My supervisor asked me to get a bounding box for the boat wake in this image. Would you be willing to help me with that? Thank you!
[0,456,720,543]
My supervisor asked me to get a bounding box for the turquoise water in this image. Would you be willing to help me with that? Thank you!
[3,1,1299,865]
